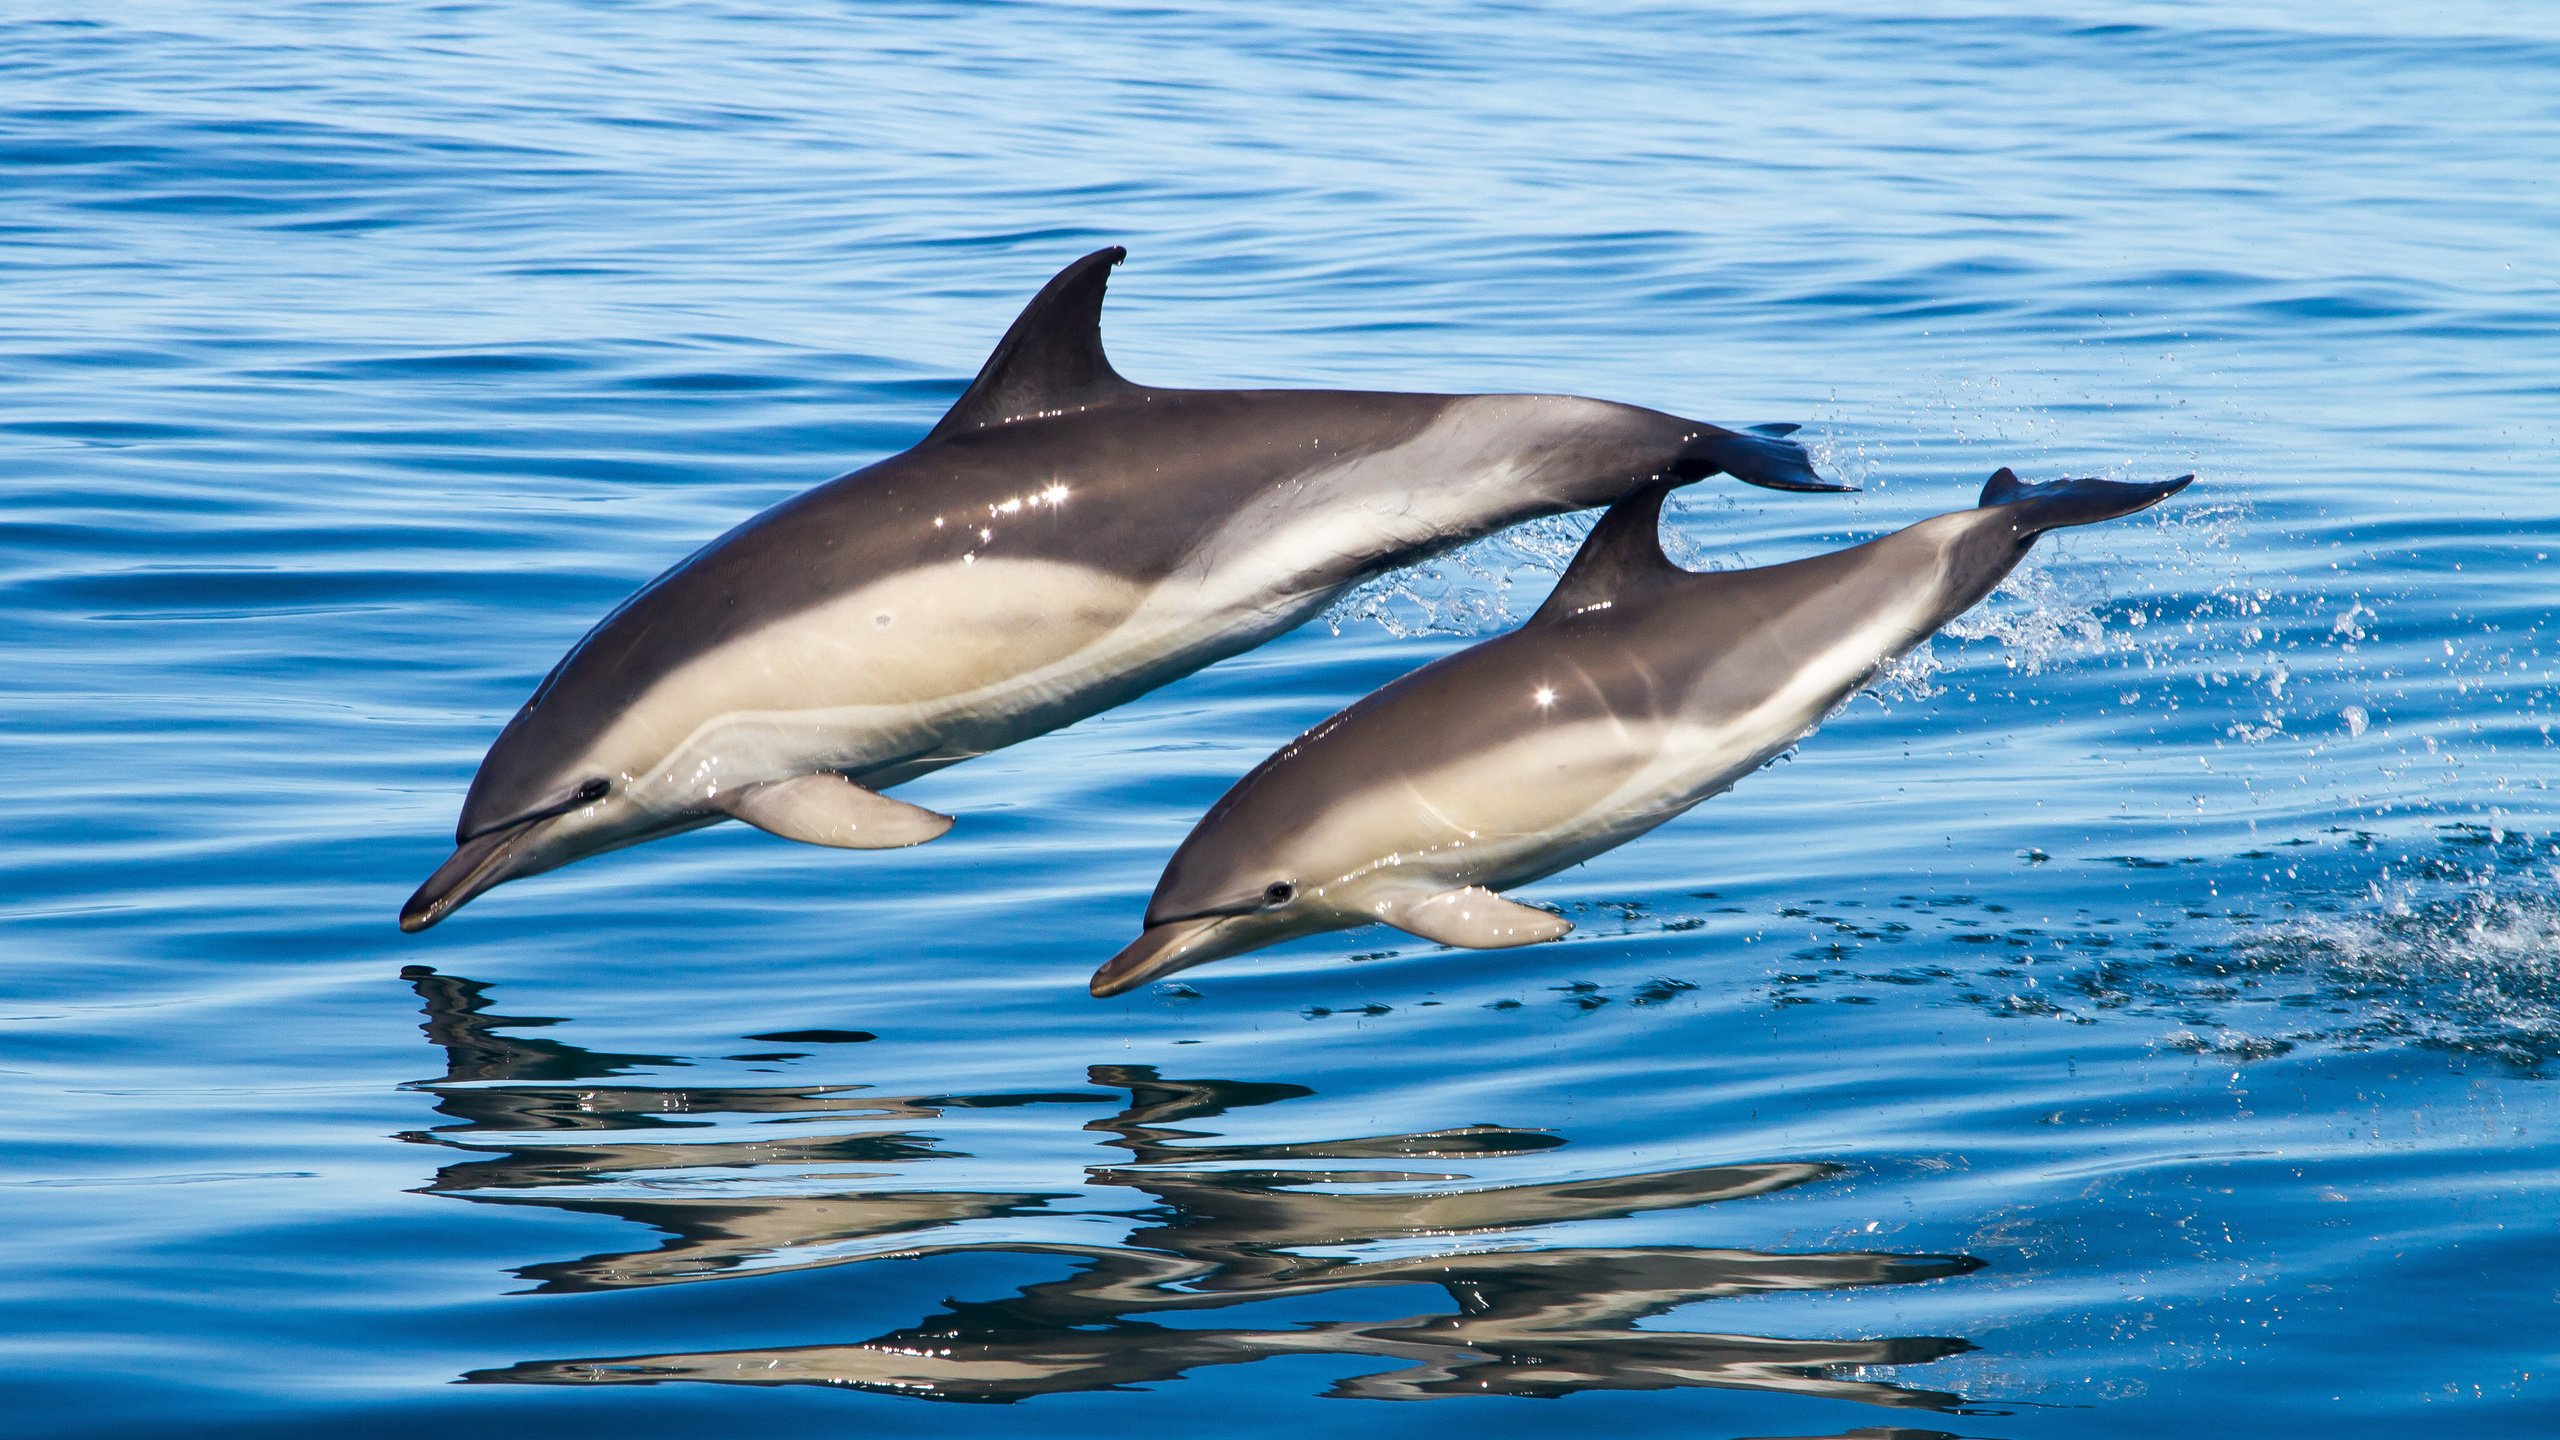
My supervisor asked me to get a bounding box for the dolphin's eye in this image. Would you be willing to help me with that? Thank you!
[574,777,610,804]
[1262,881,1296,907]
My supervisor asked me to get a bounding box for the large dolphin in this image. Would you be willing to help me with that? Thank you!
[1093,467,2194,996]
[402,247,1843,931]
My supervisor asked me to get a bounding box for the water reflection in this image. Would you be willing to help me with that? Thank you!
[401,969,1982,1405]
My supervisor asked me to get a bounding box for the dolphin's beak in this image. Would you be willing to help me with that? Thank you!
[399,822,539,933]
[1090,915,1242,997]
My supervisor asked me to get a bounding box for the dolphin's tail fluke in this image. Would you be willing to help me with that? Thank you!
[1688,422,1855,493]
[1978,467,2194,533]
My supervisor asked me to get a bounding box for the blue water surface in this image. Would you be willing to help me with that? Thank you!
[4,3,2557,1436]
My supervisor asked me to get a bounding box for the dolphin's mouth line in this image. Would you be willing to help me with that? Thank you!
[1144,901,1261,926]
[400,818,546,933]
[1091,914,1243,998]
[458,777,608,845]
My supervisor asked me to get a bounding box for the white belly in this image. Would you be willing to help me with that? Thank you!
[599,505,1447,810]
[1320,586,1946,897]
[592,397,1586,816]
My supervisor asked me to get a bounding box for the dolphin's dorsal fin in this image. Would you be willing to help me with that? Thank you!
[928,246,1138,440]
[1529,479,1685,623]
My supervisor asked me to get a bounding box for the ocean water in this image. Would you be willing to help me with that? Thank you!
[4,2,2557,1435]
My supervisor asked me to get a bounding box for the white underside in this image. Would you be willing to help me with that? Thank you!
[1303,567,1951,917]
[585,398,1581,822]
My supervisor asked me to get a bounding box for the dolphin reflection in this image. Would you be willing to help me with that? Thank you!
[401,970,1982,1405]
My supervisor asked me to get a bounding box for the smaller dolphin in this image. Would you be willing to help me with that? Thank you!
[1093,467,2193,996]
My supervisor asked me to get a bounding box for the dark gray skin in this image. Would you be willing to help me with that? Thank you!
[1095,467,2194,996]
[402,246,1843,931]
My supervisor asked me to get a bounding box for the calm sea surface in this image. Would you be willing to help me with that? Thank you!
[5,3,2557,1435]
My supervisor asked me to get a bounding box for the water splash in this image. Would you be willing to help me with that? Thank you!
[1867,640,1948,705]
[1320,491,1760,640]
[1941,558,2110,677]
[1321,509,1594,639]
[1740,825,2560,1070]
[2230,866,2560,1064]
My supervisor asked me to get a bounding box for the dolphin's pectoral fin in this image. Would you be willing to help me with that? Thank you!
[1375,887,1573,949]
[717,774,954,850]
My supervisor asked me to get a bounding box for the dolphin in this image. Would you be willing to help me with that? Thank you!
[402,247,1844,931]
[1093,466,2194,996]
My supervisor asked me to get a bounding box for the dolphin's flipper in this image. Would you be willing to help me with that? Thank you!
[1376,887,1573,949]
[718,774,954,849]
[928,246,1140,440]
[1978,467,2195,532]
